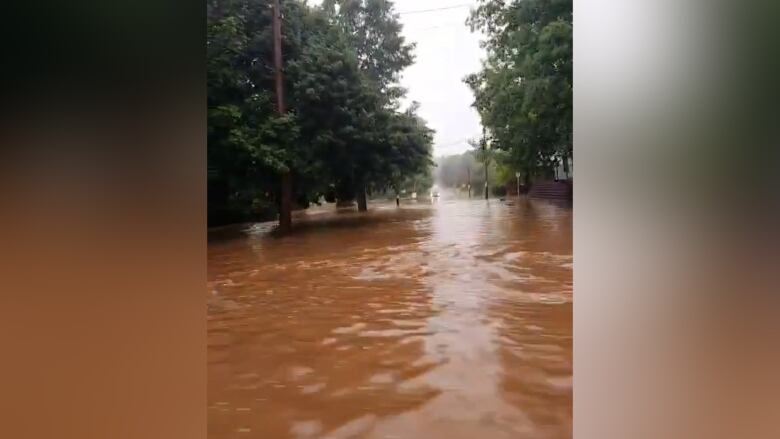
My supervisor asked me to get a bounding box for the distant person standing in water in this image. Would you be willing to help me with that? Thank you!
[396,194,400,207]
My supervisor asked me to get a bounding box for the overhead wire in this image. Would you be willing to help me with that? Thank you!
[404,22,466,32]
[397,3,474,16]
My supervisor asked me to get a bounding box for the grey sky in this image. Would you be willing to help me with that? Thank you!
[309,0,485,157]
[395,0,485,157]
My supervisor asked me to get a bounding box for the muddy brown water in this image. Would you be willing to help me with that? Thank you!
[208,197,572,439]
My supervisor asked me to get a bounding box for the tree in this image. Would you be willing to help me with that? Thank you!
[465,0,572,187]
[208,0,434,227]
[435,150,497,192]
[208,0,298,226]
[381,102,435,193]
[322,0,415,96]
[322,0,421,210]
[208,0,349,227]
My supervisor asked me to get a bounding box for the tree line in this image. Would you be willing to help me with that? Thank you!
[435,149,518,197]
[465,0,572,187]
[208,0,434,228]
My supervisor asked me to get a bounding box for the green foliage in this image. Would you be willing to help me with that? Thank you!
[322,0,415,95]
[466,0,572,184]
[208,1,288,225]
[435,150,505,192]
[399,168,434,194]
[319,0,430,202]
[378,103,435,190]
[208,0,433,225]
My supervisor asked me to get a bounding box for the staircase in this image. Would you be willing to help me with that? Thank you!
[528,180,572,201]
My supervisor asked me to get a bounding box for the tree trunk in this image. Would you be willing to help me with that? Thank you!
[356,182,368,212]
[279,172,292,233]
[467,167,471,198]
[484,160,489,200]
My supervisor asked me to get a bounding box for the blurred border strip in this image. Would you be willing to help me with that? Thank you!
[0,2,206,439]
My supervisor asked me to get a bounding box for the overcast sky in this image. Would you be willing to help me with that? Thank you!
[309,0,485,157]
[395,0,485,157]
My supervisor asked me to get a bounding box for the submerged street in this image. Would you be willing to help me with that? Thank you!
[208,197,572,439]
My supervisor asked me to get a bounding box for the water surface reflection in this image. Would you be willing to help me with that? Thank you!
[208,198,571,438]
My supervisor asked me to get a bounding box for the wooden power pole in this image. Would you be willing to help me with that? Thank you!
[482,127,489,200]
[273,0,292,232]
[467,167,471,198]
[484,155,489,200]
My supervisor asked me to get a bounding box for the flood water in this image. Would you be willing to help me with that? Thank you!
[208,197,572,439]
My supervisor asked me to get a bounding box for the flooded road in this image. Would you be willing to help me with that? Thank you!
[208,197,572,439]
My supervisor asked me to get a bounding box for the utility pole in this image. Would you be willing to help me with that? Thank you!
[484,158,489,200]
[482,127,489,200]
[273,0,292,232]
[467,167,471,198]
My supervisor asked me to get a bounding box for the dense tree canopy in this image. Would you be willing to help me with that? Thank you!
[322,0,415,99]
[321,0,422,209]
[208,0,433,226]
[465,0,572,186]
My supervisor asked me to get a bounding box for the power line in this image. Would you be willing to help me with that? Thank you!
[405,22,465,32]
[398,3,474,16]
